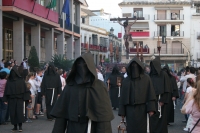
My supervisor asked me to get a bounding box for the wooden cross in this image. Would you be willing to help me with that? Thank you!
[110,17,137,60]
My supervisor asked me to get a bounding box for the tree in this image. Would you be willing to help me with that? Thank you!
[51,54,74,71]
[28,46,39,72]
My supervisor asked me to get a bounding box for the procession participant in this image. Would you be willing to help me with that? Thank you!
[107,65,123,109]
[163,65,179,125]
[50,53,114,133]
[41,63,62,121]
[121,66,127,78]
[149,58,170,133]
[119,57,156,133]
[3,66,30,132]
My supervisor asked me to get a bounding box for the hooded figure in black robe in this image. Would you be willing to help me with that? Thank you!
[3,66,30,131]
[118,57,157,133]
[162,65,179,124]
[50,53,114,133]
[149,58,170,133]
[107,65,123,109]
[41,63,62,120]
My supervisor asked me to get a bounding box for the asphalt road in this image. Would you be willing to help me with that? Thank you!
[0,102,187,133]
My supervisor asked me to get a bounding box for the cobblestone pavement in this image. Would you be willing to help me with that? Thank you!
[0,102,187,133]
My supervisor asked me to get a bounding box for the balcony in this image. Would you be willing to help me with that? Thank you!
[130,31,149,37]
[154,48,184,55]
[81,43,107,52]
[154,14,184,23]
[129,48,150,54]
[154,31,184,39]
[2,0,58,23]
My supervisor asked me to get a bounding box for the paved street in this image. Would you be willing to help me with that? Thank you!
[0,102,187,133]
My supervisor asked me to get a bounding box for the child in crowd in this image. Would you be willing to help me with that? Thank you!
[58,69,66,91]
[35,69,44,115]
[0,72,8,125]
[25,82,32,123]
[181,78,196,131]
[26,72,40,119]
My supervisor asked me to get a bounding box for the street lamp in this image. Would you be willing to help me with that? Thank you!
[109,28,114,63]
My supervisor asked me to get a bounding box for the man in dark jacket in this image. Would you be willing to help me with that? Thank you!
[149,58,170,133]
[50,53,114,133]
[119,57,157,133]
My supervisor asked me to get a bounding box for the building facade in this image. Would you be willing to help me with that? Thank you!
[0,0,82,63]
[80,1,122,65]
[119,0,197,70]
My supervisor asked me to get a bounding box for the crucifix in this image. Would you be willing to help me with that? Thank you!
[110,17,137,59]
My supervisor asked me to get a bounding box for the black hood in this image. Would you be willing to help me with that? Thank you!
[46,63,56,75]
[111,65,121,75]
[150,57,161,75]
[126,57,144,77]
[9,66,21,81]
[67,53,97,85]
[162,64,172,77]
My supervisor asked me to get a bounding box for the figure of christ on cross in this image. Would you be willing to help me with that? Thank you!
[110,17,137,59]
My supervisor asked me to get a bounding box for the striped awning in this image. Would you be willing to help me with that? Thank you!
[155,7,183,10]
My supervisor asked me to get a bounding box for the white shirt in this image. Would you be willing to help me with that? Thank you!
[177,82,181,89]
[97,72,104,81]
[180,74,196,92]
[23,61,28,69]
[0,62,4,68]
[60,76,66,90]
[28,79,40,95]
[36,75,42,92]
[186,86,193,93]
[124,73,128,78]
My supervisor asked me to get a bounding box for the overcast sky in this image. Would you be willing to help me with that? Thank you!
[86,0,123,17]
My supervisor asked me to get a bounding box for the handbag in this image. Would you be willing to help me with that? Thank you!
[118,118,127,133]
[188,118,200,133]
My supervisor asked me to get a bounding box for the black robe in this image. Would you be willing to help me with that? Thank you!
[3,66,30,125]
[41,63,62,119]
[119,57,157,133]
[163,65,179,123]
[50,53,114,133]
[149,58,170,133]
[108,66,123,108]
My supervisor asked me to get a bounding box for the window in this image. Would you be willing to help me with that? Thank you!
[171,25,180,36]
[197,6,200,13]
[82,18,85,24]
[158,25,166,36]
[3,28,13,60]
[157,10,166,20]
[133,8,143,18]
[171,10,180,20]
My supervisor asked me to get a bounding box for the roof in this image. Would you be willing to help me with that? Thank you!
[119,1,192,6]
[81,8,97,16]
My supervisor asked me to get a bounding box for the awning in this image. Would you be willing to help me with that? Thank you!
[155,7,169,10]
[81,8,97,16]
[170,7,183,10]
[155,7,183,10]
[131,22,149,30]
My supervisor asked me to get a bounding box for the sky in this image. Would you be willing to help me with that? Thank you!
[86,0,123,17]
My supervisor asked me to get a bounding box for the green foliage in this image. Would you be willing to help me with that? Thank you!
[28,46,39,72]
[51,54,74,71]
[105,58,110,63]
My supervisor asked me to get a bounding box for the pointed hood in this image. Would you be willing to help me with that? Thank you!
[126,57,144,78]
[162,64,172,77]
[150,57,161,75]
[9,65,21,81]
[67,52,97,85]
